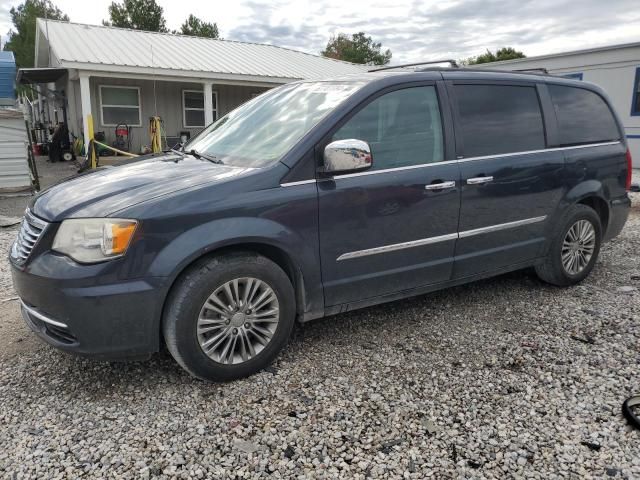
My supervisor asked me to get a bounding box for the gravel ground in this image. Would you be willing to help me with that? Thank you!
[0,162,639,479]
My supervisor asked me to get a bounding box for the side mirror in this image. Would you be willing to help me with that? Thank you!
[323,139,372,174]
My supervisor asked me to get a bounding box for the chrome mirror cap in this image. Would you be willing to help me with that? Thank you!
[323,139,373,174]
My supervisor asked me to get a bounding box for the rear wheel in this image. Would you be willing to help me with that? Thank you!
[163,252,295,381]
[535,204,602,286]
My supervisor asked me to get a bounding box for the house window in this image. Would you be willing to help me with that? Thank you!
[632,67,640,116]
[99,86,141,126]
[183,90,218,128]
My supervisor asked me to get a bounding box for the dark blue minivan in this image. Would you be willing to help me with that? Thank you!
[10,69,632,380]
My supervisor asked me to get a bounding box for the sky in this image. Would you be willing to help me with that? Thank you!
[0,0,639,64]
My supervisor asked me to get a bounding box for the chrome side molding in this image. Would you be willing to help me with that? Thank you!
[337,233,458,261]
[458,216,547,238]
[282,141,621,184]
[280,179,317,187]
[332,141,621,180]
[337,215,547,261]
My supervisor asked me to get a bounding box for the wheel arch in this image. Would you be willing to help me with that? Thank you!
[563,179,611,238]
[159,241,307,339]
[576,195,610,238]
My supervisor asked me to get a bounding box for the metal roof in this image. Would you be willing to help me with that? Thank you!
[0,51,16,63]
[36,19,367,82]
[471,41,640,68]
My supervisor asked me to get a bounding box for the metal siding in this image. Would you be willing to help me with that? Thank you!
[0,113,31,191]
[0,51,16,102]
[38,19,366,80]
[89,77,269,153]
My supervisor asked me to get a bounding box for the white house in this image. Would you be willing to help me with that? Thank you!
[22,19,366,153]
[482,42,640,167]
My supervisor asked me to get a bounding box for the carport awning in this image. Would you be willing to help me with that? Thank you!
[17,67,67,84]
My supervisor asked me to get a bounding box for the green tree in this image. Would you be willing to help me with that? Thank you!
[321,32,392,65]
[2,0,69,68]
[103,0,167,32]
[464,47,526,65]
[180,14,219,38]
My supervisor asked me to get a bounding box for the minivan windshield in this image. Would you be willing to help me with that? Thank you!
[184,81,365,168]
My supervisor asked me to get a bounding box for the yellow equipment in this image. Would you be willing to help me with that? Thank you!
[149,116,163,153]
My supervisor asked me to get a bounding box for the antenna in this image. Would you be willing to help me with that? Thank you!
[369,59,459,72]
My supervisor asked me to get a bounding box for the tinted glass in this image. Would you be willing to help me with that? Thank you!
[332,86,444,170]
[455,84,545,157]
[549,85,620,145]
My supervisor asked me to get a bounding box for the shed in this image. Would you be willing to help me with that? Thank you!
[0,108,32,193]
[0,51,16,106]
[27,19,367,154]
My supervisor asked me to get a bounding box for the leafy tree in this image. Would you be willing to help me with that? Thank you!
[464,47,526,65]
[321,32,392,65]
[180,14,219,38]
[3,0,69,68]
[103,0,167,32]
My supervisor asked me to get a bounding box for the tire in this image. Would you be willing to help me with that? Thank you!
[535,204,602,286]
[163,252,295,381]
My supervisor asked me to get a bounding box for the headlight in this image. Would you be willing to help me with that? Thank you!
[52,218,138,263]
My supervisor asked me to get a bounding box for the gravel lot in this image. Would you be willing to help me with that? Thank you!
[0,161,639,479]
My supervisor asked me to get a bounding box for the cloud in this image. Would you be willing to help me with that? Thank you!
[224,0,640,63]
[0,0,638,63]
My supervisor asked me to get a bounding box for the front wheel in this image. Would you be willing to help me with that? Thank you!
[535,204,602,286]
[163,253,295,381]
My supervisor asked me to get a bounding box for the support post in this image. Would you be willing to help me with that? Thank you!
[79,73,92,154]
[203,81,214,126]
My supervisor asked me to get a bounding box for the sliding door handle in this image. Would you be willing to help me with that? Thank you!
[467,176,494,185]
[425,181,456,190]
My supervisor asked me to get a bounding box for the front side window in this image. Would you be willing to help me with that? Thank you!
[183,90,218,128]
[549,85,620,145]
[631,68,640,116]
[186,81,365,168]
[331,86,444,170]
[455,84,545,157]
[100,86,141,126]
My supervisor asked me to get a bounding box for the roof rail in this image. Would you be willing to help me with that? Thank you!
[369,59,459,72]
[512,67,549,74]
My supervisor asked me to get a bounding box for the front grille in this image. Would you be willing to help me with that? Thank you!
[11,209,49,264]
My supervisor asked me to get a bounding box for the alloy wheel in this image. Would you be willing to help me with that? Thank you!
[197,277,280,365]
[561,219,596,275]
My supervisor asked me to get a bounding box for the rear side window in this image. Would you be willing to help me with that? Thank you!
[548,85,620,146]
[454,84,546,157]
[331,86,444,170]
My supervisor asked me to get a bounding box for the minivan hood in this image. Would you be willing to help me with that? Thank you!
[32,153,254,221]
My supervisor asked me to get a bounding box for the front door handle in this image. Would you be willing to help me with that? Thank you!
[467,176,494,185]
[425,181,456,190]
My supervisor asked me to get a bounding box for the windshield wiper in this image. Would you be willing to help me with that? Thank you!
[187,149,223,164]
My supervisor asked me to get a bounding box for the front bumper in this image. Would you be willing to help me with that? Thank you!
[11,255,169,361]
